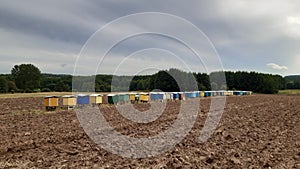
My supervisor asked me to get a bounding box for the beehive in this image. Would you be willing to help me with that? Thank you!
[123,93,130,102]
[129,93,137,102]
[184,92,192,99]
[44,96,59,111]
[62,95,76,109]
[173,92,179,100]
[117,93,129,103]
[77,94,89,105]
[204,91,208,97]
[227,91,234,96]
[166,92,173,100]
[217,91,224,96]
[200,91,205,97]
[224,91,229,96]
[139,92,149,103]
[206,91,212,97]
[89,94,103,105]
[157,93,164,100]
[195,91,200,97]
[220,91,225,96]
[162,92,167,100]
[108,94,118,104]
[150,92,163,101]
[211,91,217,97]
[191,91,197,98]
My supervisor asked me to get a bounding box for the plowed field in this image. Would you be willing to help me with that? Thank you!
[0,95,299,168]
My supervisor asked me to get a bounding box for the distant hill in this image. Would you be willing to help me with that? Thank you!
[285,75,300,89]
[285,75,300,81]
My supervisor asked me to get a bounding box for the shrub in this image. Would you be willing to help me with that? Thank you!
[24,88,33,93]
[41,88,51,92]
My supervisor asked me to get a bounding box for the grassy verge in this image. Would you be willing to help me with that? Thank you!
[0,92,73,98]
[278,89,300,95]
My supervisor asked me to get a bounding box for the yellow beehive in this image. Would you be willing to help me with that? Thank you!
[44,96,59,111]
[62,95,77,107]
[228,91,234,96]
[139,92,149,103]
[44,96,59,107]
[129,93,137,101]
[200,91,205,97]
[89,94,103,104]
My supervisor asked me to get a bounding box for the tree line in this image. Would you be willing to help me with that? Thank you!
[0,64,297,94]
[285,75,300,89]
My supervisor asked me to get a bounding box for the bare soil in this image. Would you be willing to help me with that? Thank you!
[0,95,299,168]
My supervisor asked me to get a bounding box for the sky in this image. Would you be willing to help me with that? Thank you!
[0,0,299,76]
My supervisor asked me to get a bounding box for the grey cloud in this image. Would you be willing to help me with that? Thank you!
[0,5,94,44]
[0,0,299,76]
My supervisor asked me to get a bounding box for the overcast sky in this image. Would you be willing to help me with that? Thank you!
[0,0,299,76]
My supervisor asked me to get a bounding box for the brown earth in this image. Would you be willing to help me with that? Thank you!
[0,95,299,168]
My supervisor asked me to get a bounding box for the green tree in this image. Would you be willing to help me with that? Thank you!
[150,70,180,92]
[11,64,41,90]
[54,80,70,92]
[0,76,8,93]
[194,73,210,90]
[7,81,17,92]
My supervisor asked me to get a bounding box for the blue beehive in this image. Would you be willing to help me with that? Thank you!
[195,91,200,97]
[191,92,197,98]
[204,91,209,97]
[184,92,192,98]
[77,94,89,104]
[158,93,164,100]
[150,92,164,101]
[173,92,179,100]
[150,92,158,100]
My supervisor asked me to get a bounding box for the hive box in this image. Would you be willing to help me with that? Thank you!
[150,92,163,101]
[173,92,179,100]
[62,95,76,105]
[165,92,173,100]
[200,91,205,97]
[77,94,89,105]
[89,94,103,105]
[139,92,149,103]
[44,96,59,111]
[108,94,118,104]
[129,93,137,102]
[62,95,77,109]
[118,93,129,103]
